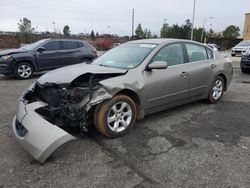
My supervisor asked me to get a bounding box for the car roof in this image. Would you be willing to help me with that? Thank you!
[45,38,85,42]
[127,38,205,46]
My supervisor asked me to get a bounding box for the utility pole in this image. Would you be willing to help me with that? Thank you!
[108,25,111,35]
[52,22,56,33]
[132,8,134,39]
[191,0,196,40]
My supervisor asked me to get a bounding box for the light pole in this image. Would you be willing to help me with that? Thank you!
[52,22,56,33]
[191,0,196,40]
[200,17,213,43]
[132,8,135,39]
[107,25,110,35]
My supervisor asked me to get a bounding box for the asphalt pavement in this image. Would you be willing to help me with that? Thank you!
[0,52,249,188]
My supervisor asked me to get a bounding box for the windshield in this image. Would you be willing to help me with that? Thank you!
[237,41,250,46]
[20,39,49,50]
[92,43,157,69]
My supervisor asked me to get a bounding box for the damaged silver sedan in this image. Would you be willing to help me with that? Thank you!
[12,39,233,162]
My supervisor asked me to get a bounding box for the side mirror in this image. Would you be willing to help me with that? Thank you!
[147,61,168,70]
[37,47,45,53]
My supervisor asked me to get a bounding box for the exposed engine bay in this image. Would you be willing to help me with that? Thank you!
[23,73,124,133]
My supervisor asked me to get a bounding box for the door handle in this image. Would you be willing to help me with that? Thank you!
[180,71,188,77]
[210,64,216,68]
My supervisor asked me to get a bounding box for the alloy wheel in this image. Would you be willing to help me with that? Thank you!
[107,101,132,133]
[17,65,32,78]
[212,80,223,100]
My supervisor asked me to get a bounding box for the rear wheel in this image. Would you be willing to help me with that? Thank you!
[94,95,137,138]
[14,63,34,79]
[208,76,225,104]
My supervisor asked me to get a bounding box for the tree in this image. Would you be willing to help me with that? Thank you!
[90,30,95,40]
[207,28,214,38]
[143,28,152,38]
[160,23,169,38]
[63,25,70,37]
[223,25,240,38]
[18,17,34,43]
[181,19,192,39]
[96,32,100,38]
[169,24,182,38]
[193,27,203,41]
[135,24,144,39]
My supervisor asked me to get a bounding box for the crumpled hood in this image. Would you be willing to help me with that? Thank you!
[37,63,127,85]
[0,48,27,56]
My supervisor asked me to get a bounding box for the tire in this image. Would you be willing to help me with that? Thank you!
[231,54,236,57]
[208,76,225,104]
[241,67,248,73]
[94,95,137,138]
[14,62,34,79]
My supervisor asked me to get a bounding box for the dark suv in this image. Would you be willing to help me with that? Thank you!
[0,38,97,79]
[241,49,250,73]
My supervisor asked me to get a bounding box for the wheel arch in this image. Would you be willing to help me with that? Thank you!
[217,73,227,91]
[115,89,141,119]
[13,60,36,73]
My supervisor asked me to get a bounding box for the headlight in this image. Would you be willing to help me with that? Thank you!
[1,55,13,61]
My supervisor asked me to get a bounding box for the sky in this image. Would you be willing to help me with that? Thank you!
[0,0,249,36]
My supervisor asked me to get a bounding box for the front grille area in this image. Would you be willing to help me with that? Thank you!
[34,84,63,107]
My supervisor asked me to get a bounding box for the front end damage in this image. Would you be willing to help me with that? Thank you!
[12,73,122,162]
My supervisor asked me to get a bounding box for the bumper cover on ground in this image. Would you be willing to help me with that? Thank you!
[12,101,76,163]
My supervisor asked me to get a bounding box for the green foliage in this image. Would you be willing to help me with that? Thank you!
[135,24,144,39]
[160,19,191,39]
[90,30,95,40]
[181,19,192,39]
[223,25,240,38]
[192,27,203,41]
[160,23,169,38]
[63,25,70,37]
[135,24,152,39]
[143,28,152,38]
[18,17,34,43]
[207,28,214,38]
[96,32,100,38]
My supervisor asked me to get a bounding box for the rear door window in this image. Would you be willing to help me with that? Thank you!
[206,48,213,59]
[62,41,79,50]
[185,43,208,62]
[42,41,61,51]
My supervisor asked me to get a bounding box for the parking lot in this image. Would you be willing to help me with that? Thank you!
[0,52,249,188]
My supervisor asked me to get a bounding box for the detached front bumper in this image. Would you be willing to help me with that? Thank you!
[12,101,76,163]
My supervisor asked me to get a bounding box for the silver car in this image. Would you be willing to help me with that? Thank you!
[231,40,250,56]
[12,39,233,162]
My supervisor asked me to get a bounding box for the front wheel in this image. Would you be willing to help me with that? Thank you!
[241,67,248,73]
[14,63,34,79]
[208,76,225,104]
[94,95,137,138]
